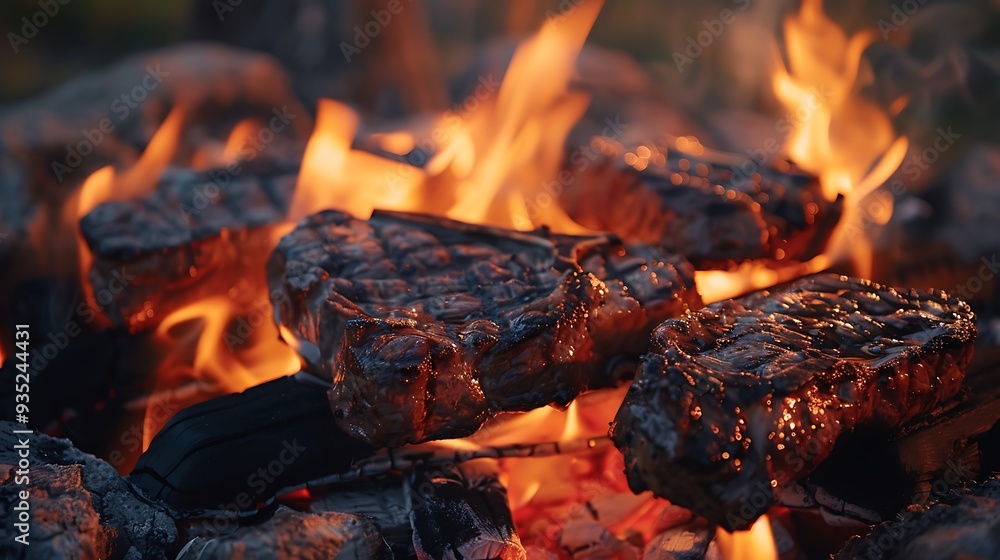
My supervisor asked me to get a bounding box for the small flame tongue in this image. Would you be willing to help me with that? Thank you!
[716,516,778,560]
[75,107,186,317]
[773,0,908,277]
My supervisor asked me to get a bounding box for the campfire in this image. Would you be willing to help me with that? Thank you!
[1,1,998,559]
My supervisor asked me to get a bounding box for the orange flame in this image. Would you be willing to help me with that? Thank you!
[716,516,778,560]
[773,0,908,277]
[142,296,300,450]
[438,0,602,233]
[695,255,830,303]
[291,1,603,234]
[190,117,265,169]
[289,99,426,221]
[76,108,186,220]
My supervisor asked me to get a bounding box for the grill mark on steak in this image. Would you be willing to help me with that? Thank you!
[610,274,977,530]
[561,139,843,269]
[268,209,701,447]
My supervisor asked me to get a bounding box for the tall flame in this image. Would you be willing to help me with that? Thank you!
[716,516,778,560]
[289,99,426,221]
[773,0,908,277]
[438,0,601,232]
[291,0,603,234]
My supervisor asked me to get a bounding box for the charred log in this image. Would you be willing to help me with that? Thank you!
[175,507,390,560]
[268,209,700,446]
[0,422,178,559]
[611,274,977,530]
[408,461,525,560]
[130,375,377,510]
[834,477,1000,560]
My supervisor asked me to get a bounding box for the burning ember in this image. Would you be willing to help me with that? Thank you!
[2,1,998,560]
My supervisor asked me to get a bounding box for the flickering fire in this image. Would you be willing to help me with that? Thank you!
[695,255,830,303]
[773,0,908,277]
[435,0,598,233]
[190,117,265,169]
[716,516,779,560]
[65,1,909,556]
[142,296,299,450]
[291,0,602,233]
[289,98,426,221]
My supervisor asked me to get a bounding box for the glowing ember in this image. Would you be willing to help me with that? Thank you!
[427,385,675,552]
[773,0,908,277]
[716,516,778,560]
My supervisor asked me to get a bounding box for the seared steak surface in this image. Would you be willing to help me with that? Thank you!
[562,140,842,269]
[269,210,700,446]
[610,274,976,530]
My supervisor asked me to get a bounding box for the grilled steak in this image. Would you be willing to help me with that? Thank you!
[561,138,843,269]
[610,274,976,530]
[268,209,700,446]
[80,159,297,331]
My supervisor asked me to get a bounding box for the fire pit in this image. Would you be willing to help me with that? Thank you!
[2,1,999,559]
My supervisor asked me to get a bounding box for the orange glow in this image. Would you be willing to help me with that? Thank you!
[289,99,425,221]
[774,0,907,277]
[0,345,5,368]
[436,0,602,233]
[191,117,266,169]
[695,254,830,303]
[142,296,300,450]
[222,118,264,163]
[716,516,778,560]
[290,1,602,234]
[428,385,674,551]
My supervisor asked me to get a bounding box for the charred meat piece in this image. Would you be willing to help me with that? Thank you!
[561,138,842,269]
[269,210,700,446]
[80,159,297,331]
[610,274,976,530]
[835,477,1000,560]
